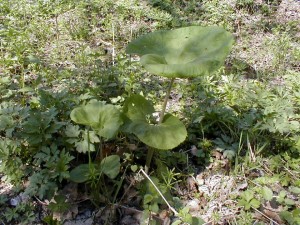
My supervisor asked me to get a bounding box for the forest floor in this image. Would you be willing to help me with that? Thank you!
[0,0,300,224]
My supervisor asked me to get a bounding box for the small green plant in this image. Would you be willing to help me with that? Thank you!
[48,195,71,213]
[280,209,300,225]
[238,190,261,210]
[68,100,122,202]
[0,202,35,225]
[139,176,172,213]
[172,206,205,225]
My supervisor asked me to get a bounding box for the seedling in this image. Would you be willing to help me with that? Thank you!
[126,26,234,172]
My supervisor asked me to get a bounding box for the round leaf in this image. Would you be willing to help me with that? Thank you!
[130,114,187,150]
[126,26,234,78]
[123,95,187,149]
[70,101,123,139]
[123,94,155,121]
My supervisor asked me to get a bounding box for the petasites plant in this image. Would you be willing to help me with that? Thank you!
[126,26,233,172]
[69,100,122,183]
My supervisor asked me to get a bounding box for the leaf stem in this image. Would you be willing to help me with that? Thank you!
[145,78,175,173]
[159,78,175,124]
[145,147,154,174]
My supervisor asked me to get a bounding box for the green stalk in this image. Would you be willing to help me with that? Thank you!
[145,147,154,174]
[158,78,175,124]
[145,78,175,174]
[87,128,92,165]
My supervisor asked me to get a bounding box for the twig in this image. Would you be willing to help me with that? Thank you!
[34,195,48,206]
[251,207,281,225]
[247,135,256,162]
[139,169,178,216]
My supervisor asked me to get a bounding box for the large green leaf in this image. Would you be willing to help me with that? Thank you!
[70,101,123,139]
[126,26,233,78]
[123,95,187,150]
[132,114,187,150]
[123,94,155,121]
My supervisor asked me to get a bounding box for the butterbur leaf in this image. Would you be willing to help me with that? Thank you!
[143,194,153,204]
[123,95,187,150]
[131,114,187,150]
[126,26,233,78]
[69,164,90,183]
[100,155,120,179]
[191,217,205,225]
[123,94,155,121]
[241,190,254,202]
[70,101,123,139]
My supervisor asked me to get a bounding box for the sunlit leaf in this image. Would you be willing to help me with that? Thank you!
[70,101,123,139]
[123,95,187,150]
[126,26,233,78]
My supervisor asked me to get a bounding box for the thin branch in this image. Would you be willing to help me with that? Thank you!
[139,169,178,216]
[251,207,281,225]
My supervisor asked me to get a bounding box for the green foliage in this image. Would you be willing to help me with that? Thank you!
[25,170,58,199]
[0,203,35,225]
[48,195,70,213]
[69,155,121,183]
[139,176,172,213]
[43,216,63,225]
[213,134,239,159]
[238,190,260,210]
[172,207,205,225]
[280,209,300,225]
[33,144,74,182]
[0,0,299,223]
[22,108,64,145]
[0,139,24,183]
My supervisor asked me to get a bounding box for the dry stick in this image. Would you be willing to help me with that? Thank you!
[139,168,178,216]
[145,78,175,174]
[251,207,281,225]
[112,22,115,66]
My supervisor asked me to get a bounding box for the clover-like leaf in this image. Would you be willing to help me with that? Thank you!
[126,26,233,78]
[70,101,123,139]
[123,95,187,150]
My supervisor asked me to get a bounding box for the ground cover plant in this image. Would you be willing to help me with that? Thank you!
[0,0,299,224]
